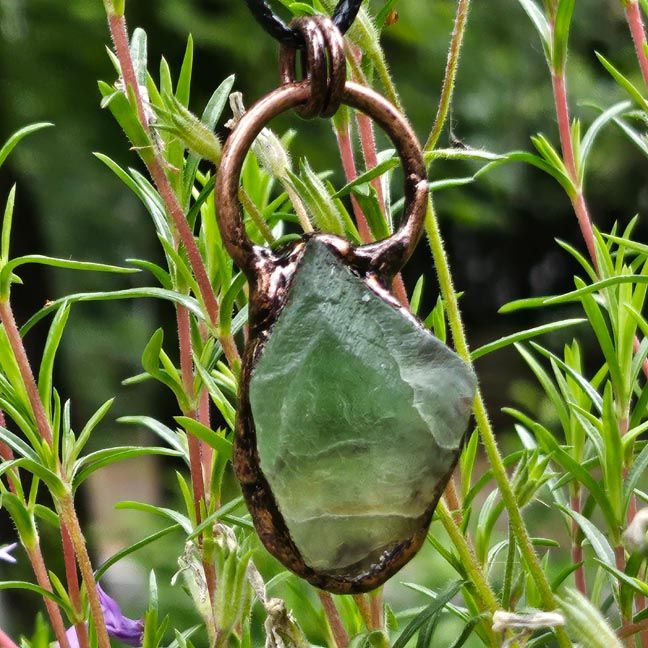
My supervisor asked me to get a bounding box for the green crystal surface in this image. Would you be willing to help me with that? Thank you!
[249,239,476,572]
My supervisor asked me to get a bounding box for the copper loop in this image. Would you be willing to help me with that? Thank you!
[216,80,428,282]
[279,16,346,118]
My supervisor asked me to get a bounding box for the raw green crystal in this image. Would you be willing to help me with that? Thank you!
[249,239,476,572]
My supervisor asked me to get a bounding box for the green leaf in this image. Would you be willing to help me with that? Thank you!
[1,184,16,264]
[73,446,183,489]
[38,303,70,421]
[516,0,551,62]
[471,318,585,360]
[94,153,172,244]
[95,524,181,580]
[596,52,648,112]
[174,417,232,460]
[73,398,115,459]
[476,149,575,197]
[557,588,623,648]
[0,581,68,609]
[625,442,648,512]
[581,102,631,179]
[20,287,205,336]
[130,28,148,87]
[182,75,235,206]
[3,254,137,278]
[392,581,464,648]
[98,80,151,154]
[0,123,53,169]
[176,35,194,107]
[115,500,193,534]
[334,157,399,198]
[594,560,648,597]
[424,148,505,164]
[552,0,575,71]
[117,415,186,458]
[1,493,36,547]
[558,505,615,568]
[187,496,250,539]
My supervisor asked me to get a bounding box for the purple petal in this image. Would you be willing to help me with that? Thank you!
[97,585,144,647]
[0,542,17,564]
[57,625,83,648]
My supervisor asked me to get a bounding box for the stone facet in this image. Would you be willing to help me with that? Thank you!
[249,239,475,573]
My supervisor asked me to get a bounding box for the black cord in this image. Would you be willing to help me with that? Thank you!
[243,0,363,48]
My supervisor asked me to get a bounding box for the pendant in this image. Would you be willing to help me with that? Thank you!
[216,16,476,594]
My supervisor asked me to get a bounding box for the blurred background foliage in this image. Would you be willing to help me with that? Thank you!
[0,0,646,640]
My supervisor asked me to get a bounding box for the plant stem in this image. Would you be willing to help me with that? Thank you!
[424,201,571,648]
[551,72,598,268]
[105,11,241,369]
[177,305,206,515]
[239,188,276,244]
[570,491,587,596]
[352,594,373,630]
[26,542,72,648]
[624,1,648,87]
[318,591,349,648]
[438,499,499,615]
[0,627,18,648]
[0,301,51,446]
[369,588,384,632]
[334,120,372,242]
[424,0,471,153]
[61,524,90,648]
[501,522,516,609]
[59,495,111,648]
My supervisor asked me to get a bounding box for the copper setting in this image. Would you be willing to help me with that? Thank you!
[214,18,433,593]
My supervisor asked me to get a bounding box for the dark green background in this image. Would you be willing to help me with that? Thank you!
[0,0,644,639]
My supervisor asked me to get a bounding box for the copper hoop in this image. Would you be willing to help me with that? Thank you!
[215,80,428,282]
[279,16,346,118]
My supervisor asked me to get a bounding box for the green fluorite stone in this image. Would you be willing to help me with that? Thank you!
[249,239,475,572]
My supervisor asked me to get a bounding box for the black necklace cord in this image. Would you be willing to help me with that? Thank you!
[243,0,363,49]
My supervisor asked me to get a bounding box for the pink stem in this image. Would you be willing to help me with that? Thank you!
[0,628,18,648]
[625,1,648,87]
[356,112,386,214]
[106,14,241,370]
[334,124,372,243]
[0,303,52,446]
[177,305,206,519]
[27,543,72,648]
[61,524,89,648]
[318,592,349,648]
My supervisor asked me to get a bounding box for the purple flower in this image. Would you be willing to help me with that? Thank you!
[98,585,144,647]
[0,543,17,564]
[60,585,144,648]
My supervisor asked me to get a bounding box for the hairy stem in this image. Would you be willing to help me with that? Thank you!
[62,524,90,648]
[425,200,571,647]
[424,0,471,152]
[0,301,51,446]
[105,11,241,369]
[334,121,372,242]
[501,522,516,609]
[26,542,72,648]
[624,1,648,87]
[353,594,373,630]
[318,591,349,648]
[438,499,499,615]
[369,588,384,633]
[59,495,111,648]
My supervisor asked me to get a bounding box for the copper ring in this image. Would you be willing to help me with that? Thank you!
[216,80,428,281]
[279,16,346,118]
